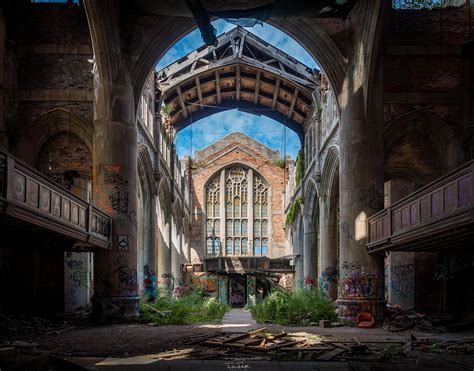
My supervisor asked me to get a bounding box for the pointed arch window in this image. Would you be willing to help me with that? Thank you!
[205,176,220,255]
[205,166,270,257]
[253,174,269,256]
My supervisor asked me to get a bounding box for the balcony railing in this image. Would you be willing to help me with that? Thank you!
[0,151,111,249]
[367,160,474,253]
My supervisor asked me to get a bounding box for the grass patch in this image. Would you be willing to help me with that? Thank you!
[140,290,229,325]
[248,288,337,325]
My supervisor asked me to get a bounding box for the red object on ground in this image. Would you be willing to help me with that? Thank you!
[357,312,375,328]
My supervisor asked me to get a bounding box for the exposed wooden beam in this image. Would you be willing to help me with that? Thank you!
[288,88,299,118]
[263,59,276,65]
[215,70,222,104]
[238,33,246,59]
[235,65,241,101]
[191,60,198,72]
[272,78,281,109]
[176,86,188,118]
[195,77,203,109]
[278,61,285,72]
[253,70,261,105]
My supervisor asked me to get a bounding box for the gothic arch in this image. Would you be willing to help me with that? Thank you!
[137,145,154,196]
[157,178,171,223]
[203,161,270,189]
[15,109,93,166]
[321,145,340,201]
[384,110,463,178]
[304,178,319,218]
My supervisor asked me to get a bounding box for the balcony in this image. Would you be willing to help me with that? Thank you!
[367,160,474,254]
[0,151,111,249]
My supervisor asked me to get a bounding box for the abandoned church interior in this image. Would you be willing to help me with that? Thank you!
[0,0,474,369]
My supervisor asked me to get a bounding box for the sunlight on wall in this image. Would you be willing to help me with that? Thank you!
[355,211,367,242]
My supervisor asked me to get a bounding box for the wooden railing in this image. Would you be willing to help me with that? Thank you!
[0,151,111,249]
[367,160,474,253]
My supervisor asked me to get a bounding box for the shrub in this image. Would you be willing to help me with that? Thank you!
[248,288,337,325]
[140,290,229,325]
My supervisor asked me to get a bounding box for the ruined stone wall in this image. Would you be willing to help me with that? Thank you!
[383,6,469,158]
[189,135,286,263]
[10,3,93,149]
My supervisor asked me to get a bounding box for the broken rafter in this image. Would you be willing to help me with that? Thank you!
[176,86,188,118]
[215,69,222,104]
[272,78,281,109]
[235,65,241,101]
[195,77,203,109]
[253,70,261,105]
[288,88,299,118]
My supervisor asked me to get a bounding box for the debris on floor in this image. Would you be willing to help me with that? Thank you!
[385,307,474,333]
[181,327,474,365]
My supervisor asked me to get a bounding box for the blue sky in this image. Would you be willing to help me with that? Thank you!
[155,19,318,159]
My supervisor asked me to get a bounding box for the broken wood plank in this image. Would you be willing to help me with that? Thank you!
[222,333,252,344]
[248,327,266,336]
[316,348,346,361]
[266,340,306,351]
[143,303,166,317]
[280,346,332,351]
[266,333,288,341]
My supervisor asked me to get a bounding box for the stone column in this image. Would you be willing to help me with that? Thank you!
[247,169,254,255]
[338,73,385,320]
[171,215,182,288]
[93,116,139,319]
[293,216,304,289]
[302,214,316,287]
[220,170,226,255]
[157,203,172,296]
[319,195,338,300]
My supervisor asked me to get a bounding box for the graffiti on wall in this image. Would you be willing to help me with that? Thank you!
[219,276,228,304]
[339,273,377,298]
[114,254,137,295]
[64,252,91,312]
[390,264,414,298]
[320,267,337,291]
[143,265,156,301]
[339,300,376,319]
[247,275,256,306]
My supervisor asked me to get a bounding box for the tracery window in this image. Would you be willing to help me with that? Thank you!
[253,174,268,256]
[205,166,270,257]
[225,167,248,255]
[206,176,220,254]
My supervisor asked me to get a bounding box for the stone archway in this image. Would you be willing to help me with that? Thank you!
[319,145,339,300]
[83,0,386,318]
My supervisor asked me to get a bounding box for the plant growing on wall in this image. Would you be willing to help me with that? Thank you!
[161,103,175,136]
[286,196,301,225]
[295,153,304,186]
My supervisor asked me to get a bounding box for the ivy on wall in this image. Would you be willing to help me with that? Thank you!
[295,153,305,186]
[286,196,301,225]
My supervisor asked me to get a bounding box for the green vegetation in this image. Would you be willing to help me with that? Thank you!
[295,152,305,186]
[161,103,175,116]
[140,290,229,325]
[286,196,301,225]
[247,288,337,325]
[272,158,286,169]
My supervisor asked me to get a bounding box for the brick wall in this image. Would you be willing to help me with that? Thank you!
[189,135,287,263]
[9,2,93,138]
[383,6,470,129]
[37,131,92,182]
